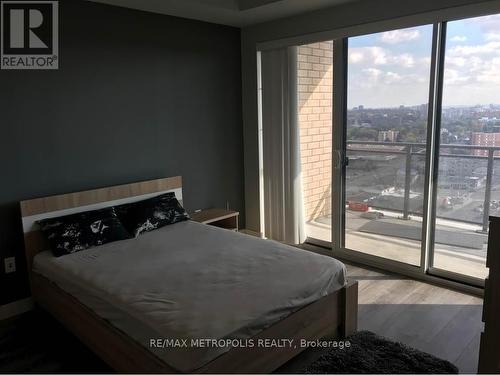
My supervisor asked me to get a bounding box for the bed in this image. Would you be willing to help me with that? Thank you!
[21,176,358,373]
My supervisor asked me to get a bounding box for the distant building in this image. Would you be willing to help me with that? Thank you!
[438,157,482,191]
[378,130,399,142]
[471,132,500,156]
[478,117,500,123]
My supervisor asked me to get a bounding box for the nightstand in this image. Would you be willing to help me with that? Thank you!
[190,208,239,231]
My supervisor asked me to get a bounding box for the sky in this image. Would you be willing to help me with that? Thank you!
[347,14,500,109]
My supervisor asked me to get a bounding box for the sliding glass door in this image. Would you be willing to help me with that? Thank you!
[337,14,499,284]
[430,14,500,280]
[259,8,499,287]
[344,25,433,266]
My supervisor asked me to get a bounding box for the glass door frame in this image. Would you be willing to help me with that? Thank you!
[331,21,486,289]
[424,20,488,287]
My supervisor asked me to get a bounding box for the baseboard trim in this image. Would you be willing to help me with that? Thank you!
[240,228,264,238]
[0,297,34,320]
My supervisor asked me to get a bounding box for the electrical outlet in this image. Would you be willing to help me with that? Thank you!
[4,257,16,274]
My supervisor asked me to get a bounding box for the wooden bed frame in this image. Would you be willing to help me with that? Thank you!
[21,176,358,373]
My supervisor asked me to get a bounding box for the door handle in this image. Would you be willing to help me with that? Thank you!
[334,151,349,168]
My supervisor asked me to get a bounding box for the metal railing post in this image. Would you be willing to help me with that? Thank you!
[482,149,494,232]
[403,145,412,220]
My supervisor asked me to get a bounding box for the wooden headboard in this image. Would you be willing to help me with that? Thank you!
[20,176,183,273]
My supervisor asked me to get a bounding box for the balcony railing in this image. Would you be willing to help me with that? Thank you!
[346,140,500,232]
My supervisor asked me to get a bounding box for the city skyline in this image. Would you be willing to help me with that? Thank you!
[348,14,500,109]
[349,103,500,110]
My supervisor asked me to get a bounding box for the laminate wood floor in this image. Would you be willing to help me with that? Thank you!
[346,263,483,373]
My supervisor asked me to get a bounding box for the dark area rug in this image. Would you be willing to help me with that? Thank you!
[304,331,458,374]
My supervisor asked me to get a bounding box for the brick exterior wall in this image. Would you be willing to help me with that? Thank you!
[471,132,500,156]
[298,41,333,222]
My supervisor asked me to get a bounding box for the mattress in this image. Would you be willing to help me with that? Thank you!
[33,220,346,372]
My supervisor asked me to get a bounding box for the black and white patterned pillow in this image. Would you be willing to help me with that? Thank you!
[38,207,132,257]
[115,192,190,237]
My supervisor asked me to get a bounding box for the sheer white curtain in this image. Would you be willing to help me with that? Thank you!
[260,47,305,244]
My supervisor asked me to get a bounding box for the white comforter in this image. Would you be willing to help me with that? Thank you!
[34,220,346,371]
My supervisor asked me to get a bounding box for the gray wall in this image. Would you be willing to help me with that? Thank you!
[0,0,243,305]
[241,0,500,233]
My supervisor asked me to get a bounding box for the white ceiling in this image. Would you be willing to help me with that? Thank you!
[86,0,360,27]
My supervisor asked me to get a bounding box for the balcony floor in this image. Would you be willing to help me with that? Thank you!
[305,211,488,280]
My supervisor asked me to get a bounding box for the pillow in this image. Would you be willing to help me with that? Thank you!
[115,192,190,237]
[38,207,132,257]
